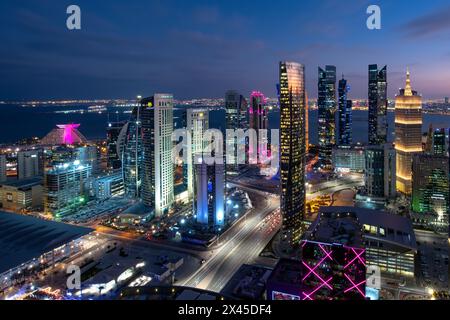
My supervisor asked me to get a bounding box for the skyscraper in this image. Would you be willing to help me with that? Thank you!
[118,103,144,198]
[368,65,388,145]
[432,128,447,156]
[17,150,44,180]
[395,69,422,195]
[279,61,307,244]
[106,121,126,170]
[249,91,269,164]
[185,109,209,200]
[412,154,449,218]
[365,144,396,199]
[141,94,174,217]
[338,76,352,146]
[195,157,225,227]
[318,66,336,169]
[225,90,248,175]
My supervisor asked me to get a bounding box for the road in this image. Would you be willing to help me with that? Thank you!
[179,192,280,292]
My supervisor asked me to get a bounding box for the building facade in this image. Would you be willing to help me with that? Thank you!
[365,144,396,199]
[0,155,6,183]
[332,145,365,173]
[106,121,127,170]
[368,65,388,145]
[338,76,352,146]
[141,94,174,217]
[318,65,336,169]
[17,150,44,180]
[395,70,422,195]
[279,61,307,244]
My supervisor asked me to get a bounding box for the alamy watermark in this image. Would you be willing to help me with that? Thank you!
[367,5,381,30]
[66,5,81,30]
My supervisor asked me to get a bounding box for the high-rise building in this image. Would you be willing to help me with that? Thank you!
[368,65,388,145]
[365,144,396,199]
[432,128,447,156]
[185,109,209,200]
[0,154,7,182]
[395,69,422,195]
[305,92,309,153]
[279,61,307,244]
[44,161,92,217]
[412,154,449,217]
[249,91,269,164]
[195,157,225,227]
[106,121,127,170]
[141,94,174,217]
[225,90,248,175]
[318,65,336,169]
[75,146,99,174]
[17,150,44,180]
[338,76,352,146]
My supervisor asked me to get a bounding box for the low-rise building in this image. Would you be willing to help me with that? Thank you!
[0,177,43,212]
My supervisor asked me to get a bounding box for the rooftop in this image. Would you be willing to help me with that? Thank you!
[0,211,93,274]
[0,177,43,189]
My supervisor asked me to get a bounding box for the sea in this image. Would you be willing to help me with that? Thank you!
[0,104,449,145]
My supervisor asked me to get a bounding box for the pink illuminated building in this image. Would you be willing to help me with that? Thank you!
[40,124,88,146]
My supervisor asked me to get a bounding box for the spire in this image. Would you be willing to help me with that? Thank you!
[404,67,412,96]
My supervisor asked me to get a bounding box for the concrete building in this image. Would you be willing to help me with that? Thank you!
[92,171,124,200]
[17,150,44,180]
[0,177,43,212]
[141,94,174,217]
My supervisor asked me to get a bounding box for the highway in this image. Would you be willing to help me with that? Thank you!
[179,191,280,292]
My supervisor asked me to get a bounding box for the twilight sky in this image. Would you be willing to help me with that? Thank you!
[1,0,450,100]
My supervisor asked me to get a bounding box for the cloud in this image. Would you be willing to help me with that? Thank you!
[400,6,450,38]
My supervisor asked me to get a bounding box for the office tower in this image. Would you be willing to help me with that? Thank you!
[17,150,44,180]
[365,144,396,198]
[141,94,174,217]
[445,97,449,105]
[338,76,352,146]
[106,121,126,170]
[185,109,209,200]
[44,161,92,217]
[279,61,307,244]
[0,154,6,182]
[412,154,449,217]
[225,90,248,175]
[432,128,447,156]
[118,104,143,198]
[195,157,225,227]
[332,145,365,173]
[395,69,422,195]
[305,92,309,153]
[368,65,388,145]
[318,65,336,169]
[249,91,269,163]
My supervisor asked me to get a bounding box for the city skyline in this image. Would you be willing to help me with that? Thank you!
[1,0,450,100]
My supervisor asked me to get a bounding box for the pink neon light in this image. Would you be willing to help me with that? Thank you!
[301,261,332,290]
[344,273,366,298]
[57,124,80,145]
[302,246,332,281]
[302,277,333,300]
[344,248,366,269]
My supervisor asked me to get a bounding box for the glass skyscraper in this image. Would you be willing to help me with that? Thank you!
[318,65,336,169]
[368,65,388,145]
[338,76,352,146]
[279,61,306,245]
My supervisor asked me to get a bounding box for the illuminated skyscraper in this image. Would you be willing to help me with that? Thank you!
[106,121,126,170]
[185,109,209,200]
[249,91,269,164]
[432,128,447,156]
[195,157,225,227]
[338,76,352,146]
[141,94,174,217]
[118,102,144,198]
[412,154,449,218]
[368,65,388,145]
[395,69,422,195]
[279,61,306,244]
[305,92,309,153]
[365,144,396,199]
[225,90,248,176]
[318,66,336,169]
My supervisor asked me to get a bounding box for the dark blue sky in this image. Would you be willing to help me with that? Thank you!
[1,0,449,100]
